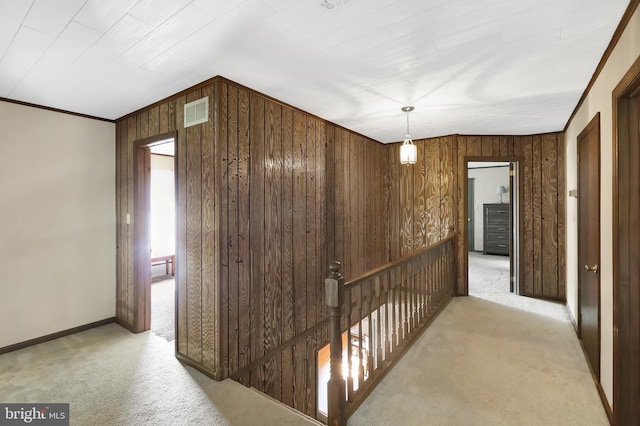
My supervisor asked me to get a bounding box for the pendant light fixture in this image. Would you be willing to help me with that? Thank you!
[400,106,417,165]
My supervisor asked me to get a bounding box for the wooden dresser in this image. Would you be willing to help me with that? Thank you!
[483,203,510,255]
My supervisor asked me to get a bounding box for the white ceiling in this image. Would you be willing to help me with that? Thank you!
[0,0,630,143]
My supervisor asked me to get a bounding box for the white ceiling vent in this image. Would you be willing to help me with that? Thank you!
[184,96,209,128]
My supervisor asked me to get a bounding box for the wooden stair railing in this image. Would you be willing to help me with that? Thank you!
[325,236,455,425]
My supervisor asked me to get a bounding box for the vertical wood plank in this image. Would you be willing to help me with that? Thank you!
[293,112,308,336]
[425,137,441,245]
[227,85,239,374]
[175,95,188,355]
[126,116,136,324]
[532,135,543,296]
[201,83,216,372]
[400,144,413,257]
[306,118,318,328]
[218,84,229,376]
[264,99,282,398]
[148,105,160,137]
[237,88,251,370]
[455,136,466,294]
[281,106,294,406]
[249,93,266,384]
[414,139,427,250]
[186,89,203,363]
[521,136,534,295]
[315,119,327,322]
[441,137,454,238]
[541,134,559,298]
[557,134,566,300]
[159,102,169,134]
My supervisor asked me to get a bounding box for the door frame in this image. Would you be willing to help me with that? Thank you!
[468,178,475,251]
[612,55,640,426]
[576,113,601,379]
[464,156,523,296]
[133,131,178,334]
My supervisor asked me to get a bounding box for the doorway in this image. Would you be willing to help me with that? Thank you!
[577,114,601,381]
[466,160,518,299]
[133,133,177,340]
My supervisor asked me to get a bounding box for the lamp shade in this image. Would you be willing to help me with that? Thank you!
[496,185,507,194]
[400,140,417,164]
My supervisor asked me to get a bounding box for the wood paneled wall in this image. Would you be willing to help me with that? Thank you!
[218,81,387,416]
[116,81,219,376]
[385,136,456,260]
[116,75,566,418]
[385,134,566,300]
[115,76,387,418]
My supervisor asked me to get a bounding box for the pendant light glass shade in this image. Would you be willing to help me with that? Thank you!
[400,135,417,164]
[400,106,416,165]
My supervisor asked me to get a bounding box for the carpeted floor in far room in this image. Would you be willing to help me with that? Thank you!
[151,275,175,342]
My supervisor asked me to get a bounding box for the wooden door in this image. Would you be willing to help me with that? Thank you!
[577,114,600,380]
[468,178,475,251]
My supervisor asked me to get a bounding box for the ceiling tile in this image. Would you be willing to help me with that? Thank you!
[0,0,33,60]
[73,0,137,33]
[22,0,85,36]
[0,26,54,95]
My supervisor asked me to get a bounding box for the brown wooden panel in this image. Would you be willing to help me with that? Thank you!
[249,93,266,377]
[541,133,559,298]
[387,144,400,261]
[520,136,534,295]
[400,147,414,257]
[175,95,188,355]
[148,105,159,137]
[413,140,427,250]
[159,102,169,134]
[466,135,481,156]
[441,137,454,238]
[425,137,441,246]
[186,89,203,363]
[282,107,295,341]
[237,88,251,369]
[281,107,294,405]
[293,112,308,336]
[306,117,318,327]
[481,136,493,156]
[333,126,345,270]
[532,135,542,295]
[344,131,353,278]
[138,110,149,140]
[201,84,216,372]
[168,99,177,132]
[315,119,327,323]
[126,116,136,325]
[218,84,229,375]
[227,85,239,374]
[455,136,466,294]
[557,134,566,300]
[264,99,282,398]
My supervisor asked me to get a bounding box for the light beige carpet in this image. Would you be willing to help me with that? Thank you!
[349,253,608,425]
[0,324,319,426]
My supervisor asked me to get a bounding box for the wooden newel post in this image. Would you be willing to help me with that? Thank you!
[326,261,346,426]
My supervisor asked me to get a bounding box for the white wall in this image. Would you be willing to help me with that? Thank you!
[468,166,510,251]
[565,4,640,407]
[0,101,115,348]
